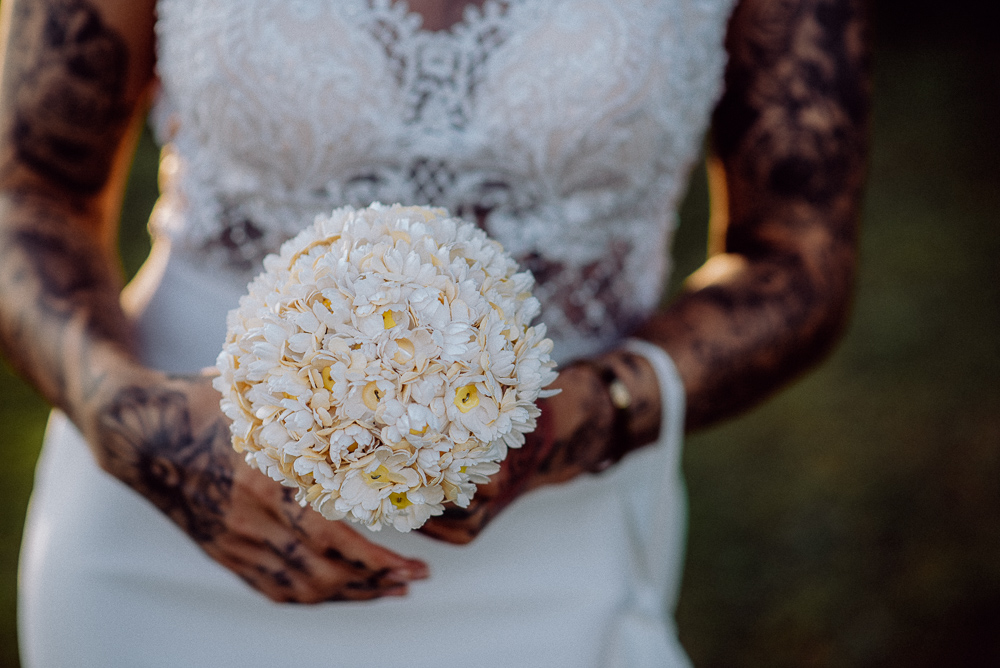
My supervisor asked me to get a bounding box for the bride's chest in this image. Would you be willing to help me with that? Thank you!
[155,0,734,169]
[157,0,732,201]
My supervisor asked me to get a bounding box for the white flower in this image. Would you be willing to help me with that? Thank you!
[216,203,558,531]
[383,484,445,532]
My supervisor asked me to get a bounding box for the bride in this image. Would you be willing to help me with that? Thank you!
[0,0,869,665]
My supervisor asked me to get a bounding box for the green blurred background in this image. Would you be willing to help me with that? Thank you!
[1,3,998,667]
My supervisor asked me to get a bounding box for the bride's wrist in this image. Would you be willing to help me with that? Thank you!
[72,350,167,459]
[578,348,663,470]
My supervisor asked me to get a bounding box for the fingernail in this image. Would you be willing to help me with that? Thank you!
[406,561,430,579]
[392,562,429,581]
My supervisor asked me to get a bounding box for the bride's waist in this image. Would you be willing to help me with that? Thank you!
[124,248,614,375]
[131,205,666,371]
[124,241,246,373]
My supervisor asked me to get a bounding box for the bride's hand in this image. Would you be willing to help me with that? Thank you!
[419,361,635,545]
[93,372,429,603]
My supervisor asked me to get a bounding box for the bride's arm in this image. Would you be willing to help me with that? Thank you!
[0,0,427,602]
[637,0,870,430]
[421,0,870,544]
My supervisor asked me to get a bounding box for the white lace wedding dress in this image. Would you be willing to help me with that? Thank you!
[19,1,736,666]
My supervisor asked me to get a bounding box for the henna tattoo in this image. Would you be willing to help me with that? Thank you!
[343,568,393,592]
[323,547,369,572]
[6,222,125,339]
[535,372,613,476]
[714,0,869,209]
[0,201,128,409]
[269,489,402,599]
[98,386,233,542]
[13,227,100,305]
[639,0,870,429]
[315,549,396,598]
[257,565,294,589]
[264,539,308,573]
[6,0,131,194]
[0,0,144,415]
[241,538,308,594]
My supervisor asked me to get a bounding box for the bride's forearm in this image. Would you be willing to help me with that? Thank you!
[0,191,151,433]
[633,0,870,432]
[0,0,158,436]
[636,242,857,432]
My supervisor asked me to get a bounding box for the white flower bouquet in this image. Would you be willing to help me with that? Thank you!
[214,204,558,531]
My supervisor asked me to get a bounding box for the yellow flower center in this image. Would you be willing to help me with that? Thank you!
[321,366,335,391]
[363,381,384,411]
[382,311,397,329]
[364,465,391,486]
[389,492,413,509]
[454,384,479,413]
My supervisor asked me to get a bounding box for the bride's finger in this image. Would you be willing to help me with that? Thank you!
[257,480,429,584]
[213,502,415,603]
[299,511,430,582]
[418,504,487,545]
[219,535,404,603]
[211,531,321,603]
[243,477,428,600]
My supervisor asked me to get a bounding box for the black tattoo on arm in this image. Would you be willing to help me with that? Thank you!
[0,0,152,418]
[98,385,404,602]
[7,0,130,194]
[0,192,131,413]
[7,208,126,339]
[99,386,233,541]
[637,0,870,429]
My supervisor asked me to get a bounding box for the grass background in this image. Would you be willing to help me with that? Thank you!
[1,4,998,666]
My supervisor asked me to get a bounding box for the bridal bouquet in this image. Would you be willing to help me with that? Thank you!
[214,204,558,531]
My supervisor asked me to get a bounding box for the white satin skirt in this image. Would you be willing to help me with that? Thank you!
[18,248,690,668]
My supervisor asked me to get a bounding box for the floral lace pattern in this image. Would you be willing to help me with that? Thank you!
[151,0,737,361]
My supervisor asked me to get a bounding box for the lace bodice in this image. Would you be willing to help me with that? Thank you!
[151,0,736,361]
